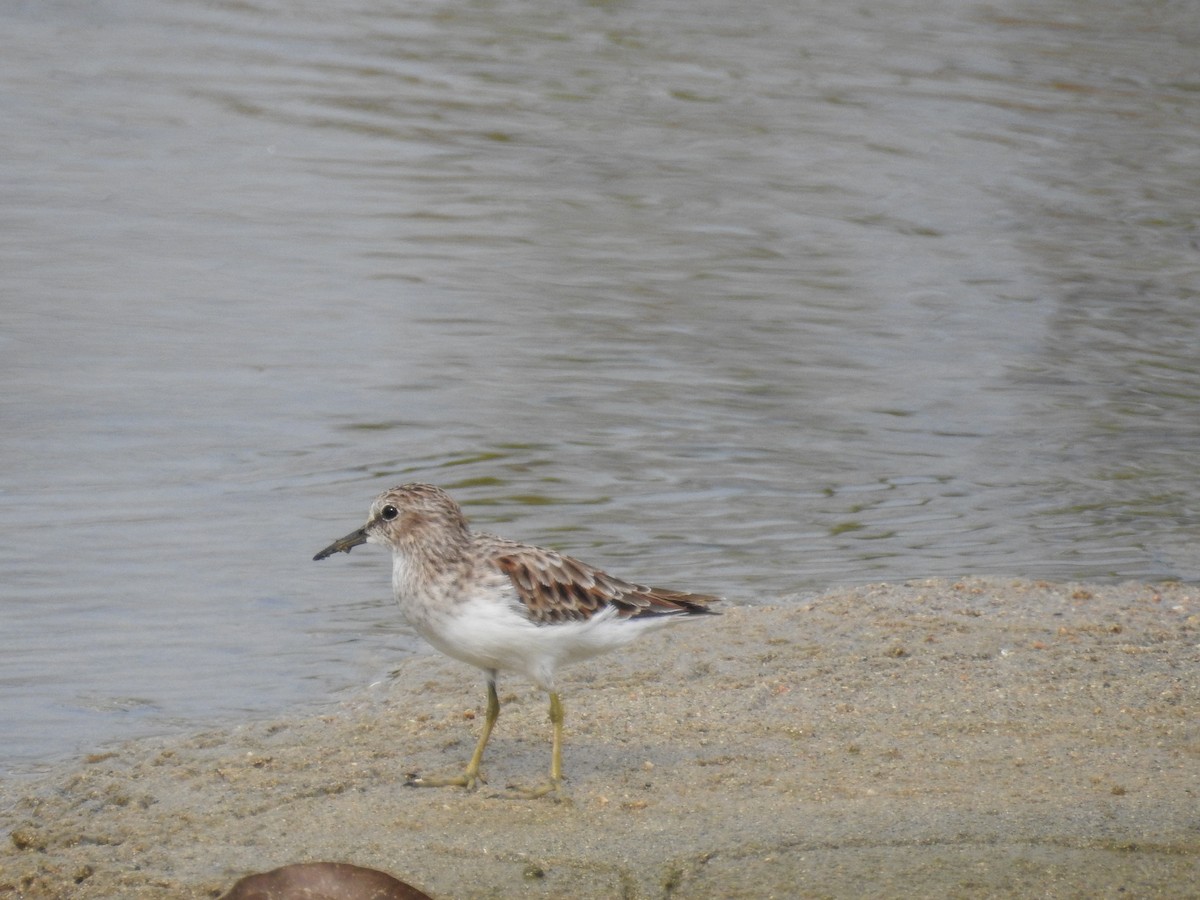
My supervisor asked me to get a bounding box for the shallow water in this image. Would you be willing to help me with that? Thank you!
[2,0,1198,772]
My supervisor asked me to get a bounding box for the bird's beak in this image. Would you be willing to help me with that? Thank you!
[313,526,369,561]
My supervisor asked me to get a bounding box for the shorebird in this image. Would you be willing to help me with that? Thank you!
[314,483,719,798]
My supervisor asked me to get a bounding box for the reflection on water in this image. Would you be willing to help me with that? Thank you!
[2,0,1198,770]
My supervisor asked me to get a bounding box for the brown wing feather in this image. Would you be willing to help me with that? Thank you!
[485,538,720,626]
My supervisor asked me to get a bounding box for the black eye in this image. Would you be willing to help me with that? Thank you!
[381,505,398,521]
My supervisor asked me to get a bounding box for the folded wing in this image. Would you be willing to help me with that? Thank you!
[482,538,720,625]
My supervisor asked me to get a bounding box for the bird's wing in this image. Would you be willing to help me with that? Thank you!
[479,535,719,625]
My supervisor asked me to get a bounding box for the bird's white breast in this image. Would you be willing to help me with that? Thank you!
[400,577,674,691]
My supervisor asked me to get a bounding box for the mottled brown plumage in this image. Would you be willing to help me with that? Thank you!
[488,538,716,624]
[314,482,720,798]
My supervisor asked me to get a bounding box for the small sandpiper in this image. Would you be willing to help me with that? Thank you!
[314,483,719,799]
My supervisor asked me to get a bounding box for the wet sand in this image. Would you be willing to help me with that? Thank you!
[2,579,1197,898]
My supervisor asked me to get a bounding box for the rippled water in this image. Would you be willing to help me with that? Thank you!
[2,0,1198,771]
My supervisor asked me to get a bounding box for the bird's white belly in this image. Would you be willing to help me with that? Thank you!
[409,594,673,691]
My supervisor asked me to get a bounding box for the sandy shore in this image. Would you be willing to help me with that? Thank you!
[2,579,1197,899]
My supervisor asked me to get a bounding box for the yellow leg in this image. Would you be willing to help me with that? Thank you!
[408,677,499,790]
[462,679,500,786]
[502,691,567,801]
[548,691,564,788]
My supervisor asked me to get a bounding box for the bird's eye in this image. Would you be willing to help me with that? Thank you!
[381,505,398,521]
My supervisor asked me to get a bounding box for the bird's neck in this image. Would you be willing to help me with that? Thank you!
[391,528,471,595]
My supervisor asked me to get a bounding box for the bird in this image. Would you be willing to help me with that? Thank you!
[313,483,719,798]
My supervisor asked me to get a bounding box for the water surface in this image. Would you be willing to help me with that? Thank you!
[2,0,1198,771]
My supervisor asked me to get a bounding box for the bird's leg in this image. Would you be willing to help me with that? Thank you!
[407,675,498,790]
[500,690,567,801]
[464,677,501,785]
[548,690,564,788]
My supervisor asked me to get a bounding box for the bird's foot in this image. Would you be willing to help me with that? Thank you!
[404,768,485,791]
[493,778,570,804]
